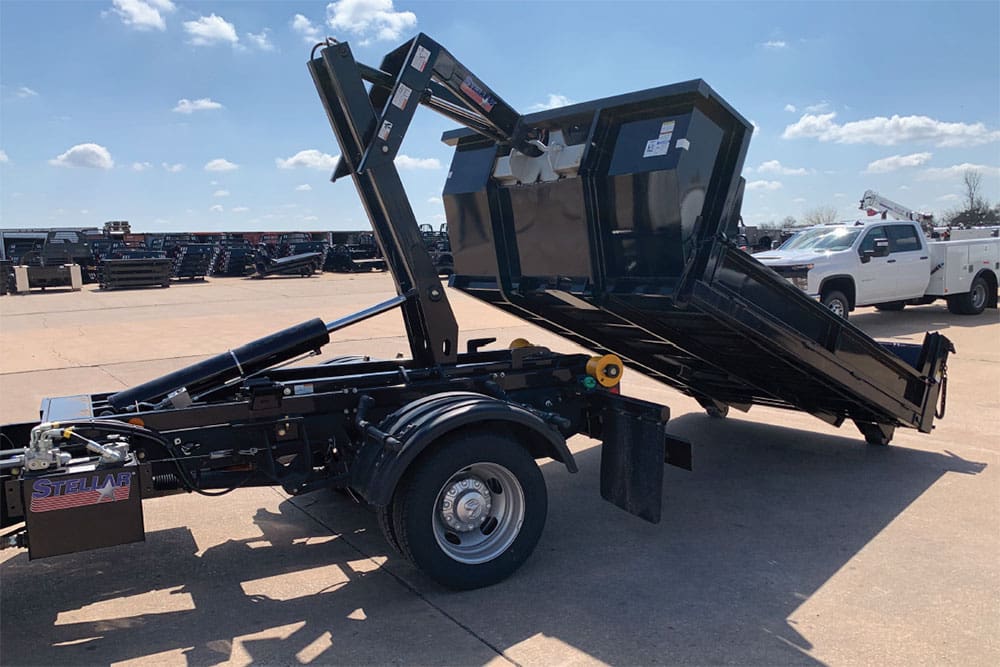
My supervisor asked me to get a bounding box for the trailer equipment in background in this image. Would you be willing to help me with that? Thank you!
[98,258,173,290]
[0,34,953,590]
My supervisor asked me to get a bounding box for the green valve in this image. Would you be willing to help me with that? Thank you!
[581,376,598,390]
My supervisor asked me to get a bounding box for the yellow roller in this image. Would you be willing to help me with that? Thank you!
[509,338,533,349]
[587,354,624,388]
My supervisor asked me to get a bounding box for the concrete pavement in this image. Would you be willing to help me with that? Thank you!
[1,273,997,666]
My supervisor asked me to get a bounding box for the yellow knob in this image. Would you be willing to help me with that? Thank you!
[509,338,533,349]
[586,354,624,387]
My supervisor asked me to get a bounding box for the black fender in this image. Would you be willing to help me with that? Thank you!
[352,391,576,507]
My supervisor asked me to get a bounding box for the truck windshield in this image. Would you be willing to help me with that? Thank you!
[779,227,861,252]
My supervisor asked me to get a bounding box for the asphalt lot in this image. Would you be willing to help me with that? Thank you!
[1,272,997,666]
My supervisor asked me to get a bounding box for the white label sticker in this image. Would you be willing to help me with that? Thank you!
[659,120,676,138]
[391,83,412,111]
[378,120,393,141]
[411,45,431,72]
[675,137,691,151]
[293,384,314,396]
[643,137,671,158]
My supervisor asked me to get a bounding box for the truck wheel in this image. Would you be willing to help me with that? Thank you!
[390,429,547,590]
[874,301,906,311]
[822,290,850,319]
[949,275,989,315]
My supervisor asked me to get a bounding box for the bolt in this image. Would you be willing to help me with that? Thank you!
[283,387,292,396]
[605,365,620,377]
[174,438,182,446]
[381,146,389,154]
[277,428,287,437]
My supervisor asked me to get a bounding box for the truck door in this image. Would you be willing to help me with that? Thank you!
[857,225,892,304]
[886,224,931,299]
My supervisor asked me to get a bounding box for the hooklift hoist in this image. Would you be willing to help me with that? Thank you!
[0,34,953,589]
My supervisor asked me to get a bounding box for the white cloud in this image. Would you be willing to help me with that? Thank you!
[792,197,807,203]
[245,29,274,51]
[762,40,787,49]
[49,143,114,169]
[0,149,8,164]
[937,194,960,202]
[205,158,238,171]
[213,189,230,197]
[173,98,224,114]
[428,196,442,204]
[784,104,797,113]
[783,112,1000,147]
[757,159,810,175]
[232,206,250,213]
[184,14,239,46]
[899,185,910,190]
[276,149,338,170]
[295,183,313,191]
[746,180,783,191]
[209,204,224,213]
[162,162,184,172]
[395,154,441,170]
[864,152,932,173]
[131,161,153,171]
[16,86,39,98]
[834,192,846,198]
[326,0,417,43]
[291,13,322,42]
[803,101,830,113]
[109,0,175,31]
[918,163,1000,181]
[302,214,319,221]
[528,94,575,112]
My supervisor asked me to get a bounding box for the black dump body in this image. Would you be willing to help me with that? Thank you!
[443,80,952,438]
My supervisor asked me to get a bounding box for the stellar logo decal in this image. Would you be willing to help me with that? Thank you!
[30,473,132,512]
[459,76,496,113]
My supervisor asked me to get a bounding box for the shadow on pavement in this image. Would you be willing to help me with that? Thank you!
[0,415,985,665]
[849,303,999,337]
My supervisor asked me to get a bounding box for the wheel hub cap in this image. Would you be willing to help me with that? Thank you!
[440,478,492,532]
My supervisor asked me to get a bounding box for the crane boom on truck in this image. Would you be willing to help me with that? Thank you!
[0,34,954,590]
[860,190,935,233]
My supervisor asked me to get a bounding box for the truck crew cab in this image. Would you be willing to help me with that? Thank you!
[757,219,999,317]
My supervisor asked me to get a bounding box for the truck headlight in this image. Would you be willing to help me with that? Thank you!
[791,276,808,290]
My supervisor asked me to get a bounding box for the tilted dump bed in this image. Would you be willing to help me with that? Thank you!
[442,80,952,443]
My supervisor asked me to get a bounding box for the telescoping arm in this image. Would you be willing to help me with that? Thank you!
[307,34,537,367]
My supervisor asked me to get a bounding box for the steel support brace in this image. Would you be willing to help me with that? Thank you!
[309,41,458,366]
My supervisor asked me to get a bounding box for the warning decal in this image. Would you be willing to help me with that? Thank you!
[411,45,431,72]
[391,84,412,111]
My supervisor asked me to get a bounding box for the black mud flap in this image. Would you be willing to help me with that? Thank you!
[22,466,144,559]
[598,395,691,524]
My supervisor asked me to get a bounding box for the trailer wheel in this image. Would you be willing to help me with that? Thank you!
[821,290,849,319]
[390,429,547,589]
[948,274,989,315]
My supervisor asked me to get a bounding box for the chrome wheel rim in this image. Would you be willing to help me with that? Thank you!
[827,299,846,317]
[432,462,525,565]
[971,283,986,310]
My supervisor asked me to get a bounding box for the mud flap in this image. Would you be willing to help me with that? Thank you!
[599,396,690,524]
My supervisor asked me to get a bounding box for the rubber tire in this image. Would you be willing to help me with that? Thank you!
[390,429,547,590]
[822,290,850,319]
[874,301,906,312]
[948,275,989,315]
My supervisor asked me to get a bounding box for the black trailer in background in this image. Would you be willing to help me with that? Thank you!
[0,33,952,589]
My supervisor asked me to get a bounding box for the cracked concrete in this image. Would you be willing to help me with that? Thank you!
[1,272,997,666]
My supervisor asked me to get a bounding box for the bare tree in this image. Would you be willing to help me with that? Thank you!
[963,169,985,212]
[802,206,838,226]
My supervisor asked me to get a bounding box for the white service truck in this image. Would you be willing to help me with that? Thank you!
[757,220,999,318]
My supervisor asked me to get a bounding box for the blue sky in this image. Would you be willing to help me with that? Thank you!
[1,0,998,232]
